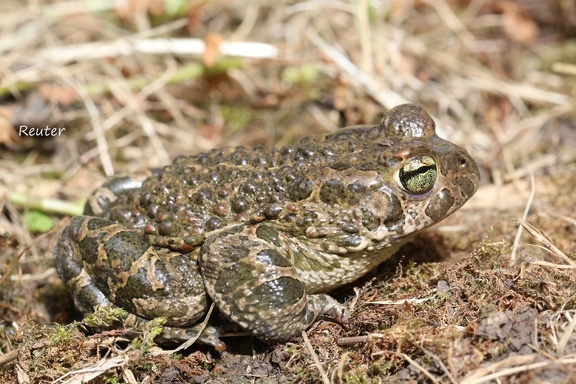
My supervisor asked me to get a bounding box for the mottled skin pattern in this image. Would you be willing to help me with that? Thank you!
[54,104,480,350]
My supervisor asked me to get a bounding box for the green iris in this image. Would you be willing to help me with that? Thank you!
[398,156,437,194]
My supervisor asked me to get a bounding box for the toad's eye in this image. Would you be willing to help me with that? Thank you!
[397,156,437,194]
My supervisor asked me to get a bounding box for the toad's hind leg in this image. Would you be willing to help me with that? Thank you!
[54,217,115,315]
[54,216,225,350]
[199,224,349,343]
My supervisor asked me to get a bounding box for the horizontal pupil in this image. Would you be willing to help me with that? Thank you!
[402,164,435,181]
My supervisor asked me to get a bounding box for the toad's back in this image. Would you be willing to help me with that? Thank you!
[98,105,478,255]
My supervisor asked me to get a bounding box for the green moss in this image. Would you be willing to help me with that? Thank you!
[220,105,253,133]
[47,323,76,345]
[83,305,128,328]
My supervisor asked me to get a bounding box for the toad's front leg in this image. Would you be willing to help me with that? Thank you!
[199,224,349,343]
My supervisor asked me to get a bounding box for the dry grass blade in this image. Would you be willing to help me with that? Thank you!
[510,173,535,263]
[0,224,60,285]
[461,354,576,384]
[301,331,330,384]
[369,290,437,305]
[52,354,130,384]
[41,66,115,176]
[552,62,576,76]
[557,313,576,356]
[336,351,351,383]
[309,32,408,109]
[162,303,217,355]
[422,0,476,47]
[460,77,570,106]
[545,211,576,227]
[521,221,576,269]
[399,353,440,384]
[528,260,573,270]
[419,346,458,384]
[105,75,170,165]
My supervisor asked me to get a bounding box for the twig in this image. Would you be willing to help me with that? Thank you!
[337,335,369,346]
[37,38,278,64]
[0,350,19,367]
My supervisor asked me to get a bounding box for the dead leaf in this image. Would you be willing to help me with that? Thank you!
[114,0,164,24]
[499,2,539,44]
[203,33,223,68]
[186,2,207,34]
[0,106,20,148]
[38,84,78,106]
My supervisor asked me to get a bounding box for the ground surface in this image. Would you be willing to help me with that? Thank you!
[0,1,575,383]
